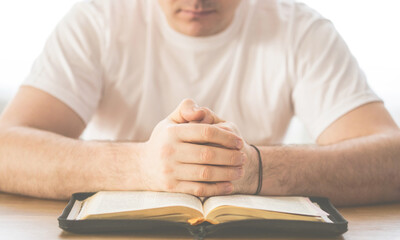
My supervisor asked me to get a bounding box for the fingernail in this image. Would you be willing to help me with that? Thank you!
[241,153,246,164]
[236,140,243,149]
[237,168,244,178]
[225,183,233,193]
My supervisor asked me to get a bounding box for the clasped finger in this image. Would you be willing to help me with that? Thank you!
[176,143,246,166]
[175,164,244,182]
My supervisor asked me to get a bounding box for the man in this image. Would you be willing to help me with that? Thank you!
[0,0,399,206]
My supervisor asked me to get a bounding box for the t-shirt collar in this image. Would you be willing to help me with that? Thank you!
[155,0,246,51]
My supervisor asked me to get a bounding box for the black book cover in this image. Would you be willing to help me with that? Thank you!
[58,192,348,239]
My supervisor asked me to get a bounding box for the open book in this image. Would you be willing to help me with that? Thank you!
[67,191,331,225]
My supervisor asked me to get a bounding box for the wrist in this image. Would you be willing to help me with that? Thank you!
[261,146,295,196]
[250,144,263,195]
[96,141,145,191]
[234,143,259,194]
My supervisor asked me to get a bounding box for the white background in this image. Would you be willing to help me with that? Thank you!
[0,0,399,142]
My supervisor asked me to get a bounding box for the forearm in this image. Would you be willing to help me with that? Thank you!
[258,132,400,206]
[0,126,144,199]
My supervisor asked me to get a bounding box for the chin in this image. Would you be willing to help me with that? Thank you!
[179,23,219,37]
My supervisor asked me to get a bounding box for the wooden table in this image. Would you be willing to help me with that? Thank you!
[1,192,399,240]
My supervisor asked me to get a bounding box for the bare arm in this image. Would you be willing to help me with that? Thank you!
[0,87,243,199]
[0,87,143,199]
[254,102,400,206]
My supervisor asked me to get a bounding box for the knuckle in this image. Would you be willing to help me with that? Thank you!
[182,98,193,105]
[166,125,178,136]
[230,124,240,133]
[202,125,215,140]
[200,166,212,180]
[165,181,176,192]
[222,122,237,134]
[230,152,239,165]
[225,168,232,179]
[160,144,175,159]
[218,125,232,133]
[193,186,206,197]
[201,107,212,115]
[227,169,235,180]
[230,167,242,180]
[201,148,214,163]
[219,123,233,132]
[226,121,236,129]
[225,127,234,132]
[161,164,173,175]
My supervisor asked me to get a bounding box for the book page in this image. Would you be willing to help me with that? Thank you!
[203,195,328,217]
[67,200,83,220]
[76,191,203,219]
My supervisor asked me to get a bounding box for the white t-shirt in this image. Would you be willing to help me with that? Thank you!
[23,0,380,144]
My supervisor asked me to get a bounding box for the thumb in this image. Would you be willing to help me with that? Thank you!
[196,107,225,124]
[168,98,204,123]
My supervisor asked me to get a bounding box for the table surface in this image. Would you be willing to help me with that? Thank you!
[1,192,399,240]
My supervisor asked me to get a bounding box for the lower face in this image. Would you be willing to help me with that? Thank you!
[158,0,242,37]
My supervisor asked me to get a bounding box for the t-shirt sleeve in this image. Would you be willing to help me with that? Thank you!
[292,19,381,140]
[22,2,105,124]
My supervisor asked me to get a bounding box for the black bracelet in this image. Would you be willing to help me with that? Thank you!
[250,144,263,195]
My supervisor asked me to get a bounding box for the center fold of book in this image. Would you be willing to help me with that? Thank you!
[188,217,219,225]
